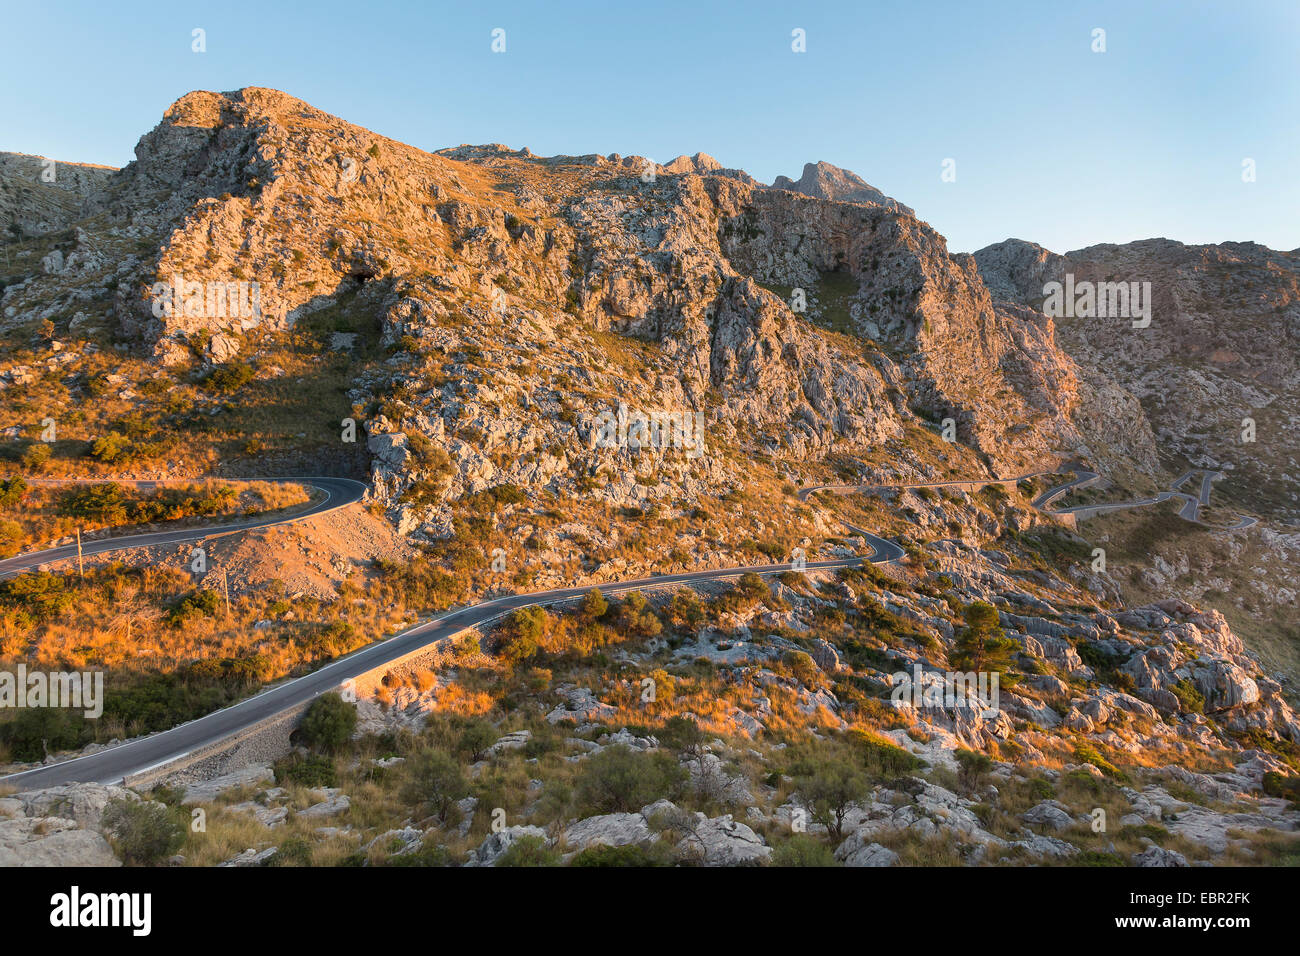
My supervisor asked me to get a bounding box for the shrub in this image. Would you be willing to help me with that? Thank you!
[736,572,770,601]
[1171,677,1205,714]
[90,431,133,464]
[166,588,221,626]
[1262,772,1300,803]
[771,834,837,867]
[618,591,662,638]
[659,716,705,757]
[1074,743,1124,780]
[298,692,357,752]
[570,842,673,867]
[494,835,560,867]
[101,798,186,865]
[574,745,686,815]
[267,837,313,866]
[273,753,337,787]
[580,588,609,622]
[204,362,255,394]
[21,442,52,471]
[667,588,704,630]
[0,571,73,621]
[0,518,23,558]
[500,605,548,666]
[59,482,131,523]
[0,476,28,507]
[850,730,924,777]
[0,706,86,760]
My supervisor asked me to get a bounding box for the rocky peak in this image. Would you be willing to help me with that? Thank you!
[769,160,914,217]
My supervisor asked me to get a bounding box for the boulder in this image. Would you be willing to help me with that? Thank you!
[468,825,549,866]
[563,813,653,851]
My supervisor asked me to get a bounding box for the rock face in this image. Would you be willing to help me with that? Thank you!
[0,783,131,866]
[0,85,1151,492]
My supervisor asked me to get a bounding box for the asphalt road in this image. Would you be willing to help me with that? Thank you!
[0,507,902,788]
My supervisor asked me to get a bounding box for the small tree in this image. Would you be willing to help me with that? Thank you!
[457,719,498,761]
[501,606,548,666]
[660,715,705,760]
[795,758,871,842]
[298,692,357,752]
[101,798,185,865]
[736,572,770,602]
[954,749,994,792]
[618,591,662,638]
[579,588,608,622]
[952,601,1018,675]
[402,750,470,823]
[667,588,704,631]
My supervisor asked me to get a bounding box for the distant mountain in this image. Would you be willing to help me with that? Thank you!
[975,237,1300,521]
[0,152,116,237]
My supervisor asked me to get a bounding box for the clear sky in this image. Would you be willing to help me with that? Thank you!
[2,0,1296,253]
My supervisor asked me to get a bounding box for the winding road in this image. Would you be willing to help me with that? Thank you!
[0,460,1251,789]
[0,477,369,580]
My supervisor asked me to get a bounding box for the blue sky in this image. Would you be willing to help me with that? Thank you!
[2,0,1296,253]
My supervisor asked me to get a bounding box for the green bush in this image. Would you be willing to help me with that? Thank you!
[1171,678,1205,714]
[166,588,221,626]
[792,757,871,841]
[494,835,560,867]
[0,476,28,507]
[574,745,686,815]
[0,706,87,760]
[298,692,357,752]
[267,837,313,866]
[1262,771,1300,802]
[1074,743,1124,779]
[273,753,337,787]
[22,442,53,471]
[101,798,186,865]
[457,719,497,761]
[570,842,673,867]
[618,590,662,638]
[59,482,131,523]
[580,588,609,622]
[849,730,924,777]
[500,605,548,666]
[0,570,73,621]
[90,431,133,464]
[204,362,255,394]
[771,834,837,867]
[666,588,704,630]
